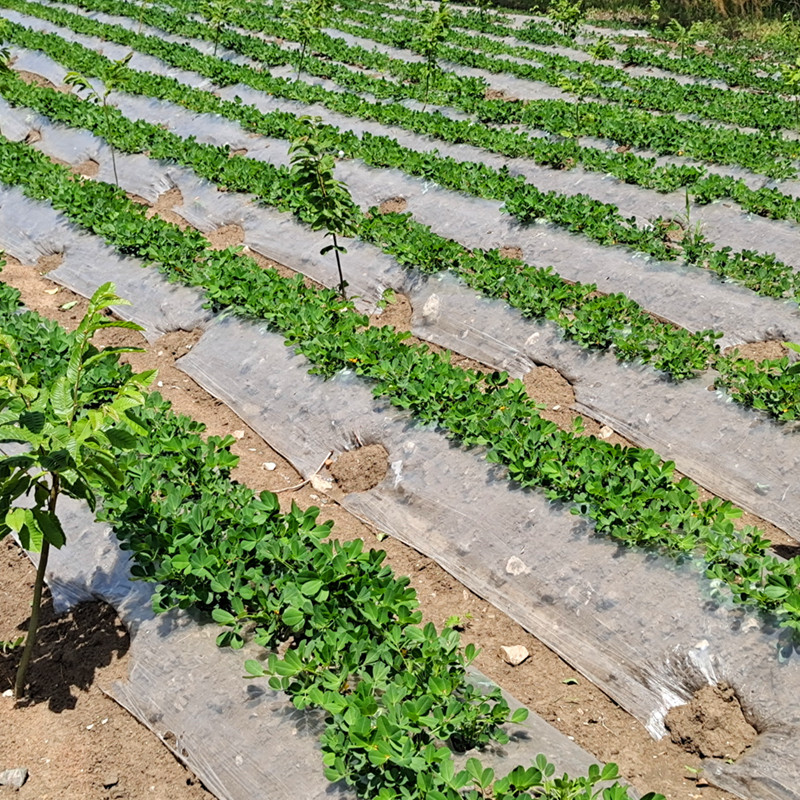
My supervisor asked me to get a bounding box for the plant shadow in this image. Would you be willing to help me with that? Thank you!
[1,596,130,712]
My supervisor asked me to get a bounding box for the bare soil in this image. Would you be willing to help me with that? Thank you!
[0,542,211,800]
[665,684,757,760]
[329,443,390,493]
[0,198,759,800]
[378,196,408,214]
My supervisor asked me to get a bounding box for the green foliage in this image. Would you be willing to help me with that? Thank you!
[64,52,132,186]
[0,19,11,70]
[281,0,332,79]
[550,0,583,38]
[0,285,663,800]
[0,282,153,697]
[416,0,451,108]
[289,116,359,297]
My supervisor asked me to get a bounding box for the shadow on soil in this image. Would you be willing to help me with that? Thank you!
[1,598,129,712]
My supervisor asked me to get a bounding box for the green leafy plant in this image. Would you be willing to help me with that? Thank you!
[289,116,359,297]
[0,282,154,698]
[417,0,451,110]
[64,52,133,187]
[200,0,236,57]
[281,0,331,80]
[0,19,11,70]
[550,0,583,39]
[0,636,24,654]
[780,57,800,125]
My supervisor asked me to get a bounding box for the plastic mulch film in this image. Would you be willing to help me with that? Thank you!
[4,103,800,800]
[177,313,800,800]
[13,484,608,800]
[2,96,800,538]
[10,12,796,228]
[4,36,799,341]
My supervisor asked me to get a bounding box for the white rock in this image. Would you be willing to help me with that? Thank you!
[232,429,245,440]
[0,768,28,789]
[500,645,529,666]
[598,425,613,439]
[310,474,333,492]
[505,556,529,576]
[262,461,277,471]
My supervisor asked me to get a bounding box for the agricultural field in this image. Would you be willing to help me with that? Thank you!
[1,0,800,798]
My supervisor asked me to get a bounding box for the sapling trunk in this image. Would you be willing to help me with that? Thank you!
[13,475,58,699]
[102,100,120,187]
[332,232,346,298]
[214,23,221,57]
[297,40,307,81]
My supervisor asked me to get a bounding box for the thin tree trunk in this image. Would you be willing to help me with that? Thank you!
[14,476,59,700]
[104,102,120,188]
[332,233,346,299]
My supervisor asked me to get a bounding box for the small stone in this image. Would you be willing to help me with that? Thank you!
[505,556,529,576]
[310,474,333,492]
[102,773,119,788]
[2,689,13,697]
[0,767,28,789]
[232,429,245,440]
[262,462,277,471]
[552,404,561,411]
[598,425,613,439]
[500,645,529,666]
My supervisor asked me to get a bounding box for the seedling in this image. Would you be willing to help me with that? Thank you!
[0,283,154,698]
[779,57,800,125]
[281,0,331,80]
[0,19,11,70]
[417,0,451,110]
[289,117,359,298]
[550,0,583,39]
[201,0,236,57]
[64,53,133,187]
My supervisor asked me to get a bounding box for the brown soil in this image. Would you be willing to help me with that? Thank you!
[206,223,245,251]
[0,206,754,800]
[723,340,789,362]
[484,88,520,102]
[16,70,69,93]
[71,159,100,179]
[499,245,524,260]
[329,444,390,493]
[36,253,64,274]
[378,196,408,214]
[0,541,211,800]
[369,291,413,330]
[665,684,757,760]
[229,148,248,158]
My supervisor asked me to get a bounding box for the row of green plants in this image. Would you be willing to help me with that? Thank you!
[3,135,800,645]
[6,7,800,307]
[280,0,800,132]
[3,45,800,421]
[5,58,800,423]
[0,273,653,799]
[11,0,800,216]
[348,0,788,98]
[15,0,800,182]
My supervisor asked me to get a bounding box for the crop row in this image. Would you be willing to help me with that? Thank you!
[357,0,791,98]
[12,0,800,222]
[7,6,800,312]
[3,134,800,639]
[3,42,799,423]
[273,0,800,132]
[14,0,800,183]
[0,271,651,800]
[6,55,800,425]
